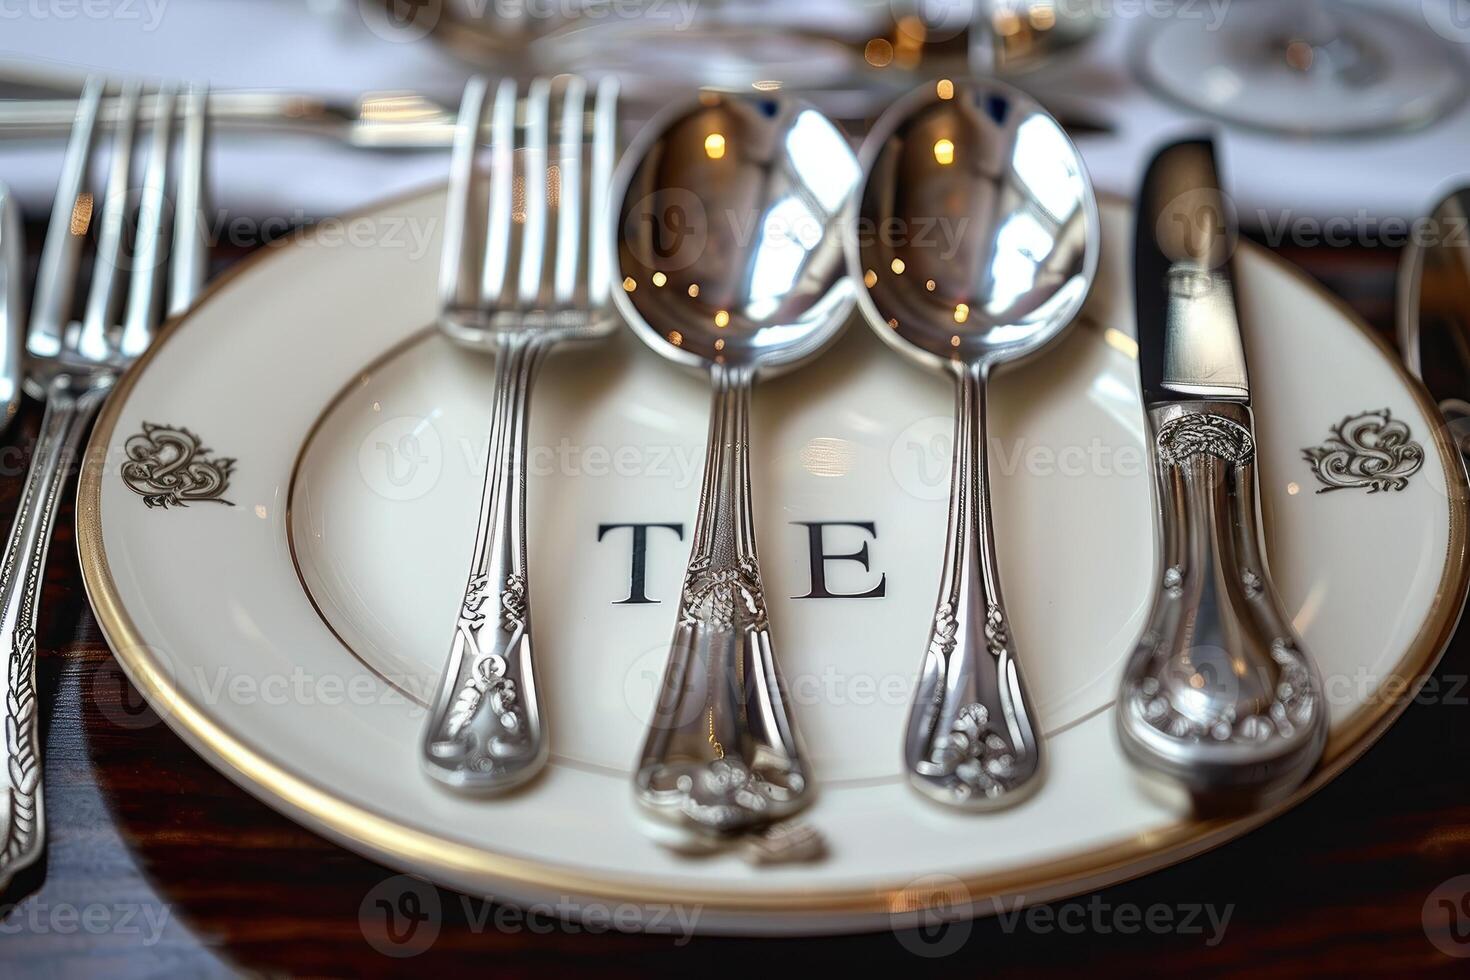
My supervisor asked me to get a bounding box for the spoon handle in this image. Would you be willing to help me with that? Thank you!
[905,362,1042,810]
[634,365,811,843]
[422,333,550,792]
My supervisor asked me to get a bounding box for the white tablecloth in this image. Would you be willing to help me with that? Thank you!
[1,0,1467,224]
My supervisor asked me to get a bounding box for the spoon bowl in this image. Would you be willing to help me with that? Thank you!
[850,78,1098,811]
[614,92,859,377]
[853,78,1097,370]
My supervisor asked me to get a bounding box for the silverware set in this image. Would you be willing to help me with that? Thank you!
[0,67,1343,882]
[420,73,1332,852]
[0,75,212,890]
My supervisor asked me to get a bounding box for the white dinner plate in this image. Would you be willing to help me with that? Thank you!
[75,191,1468,935]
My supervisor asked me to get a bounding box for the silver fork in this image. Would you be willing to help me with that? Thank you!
[0,76,209,889]
[421,75,620,791]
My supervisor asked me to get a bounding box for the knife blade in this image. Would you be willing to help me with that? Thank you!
[1135,138,1248,405]
[1117,137,1327,814]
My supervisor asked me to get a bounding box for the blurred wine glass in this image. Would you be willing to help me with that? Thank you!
[1136,0,1469,136]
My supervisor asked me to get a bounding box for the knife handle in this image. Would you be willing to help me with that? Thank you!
[1117,402,1327,813]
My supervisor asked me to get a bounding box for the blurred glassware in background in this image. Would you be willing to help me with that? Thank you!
[430,0,1099,117]
[1137,0,1468,137]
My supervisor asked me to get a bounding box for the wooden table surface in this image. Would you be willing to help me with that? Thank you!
[0,239,1467,978]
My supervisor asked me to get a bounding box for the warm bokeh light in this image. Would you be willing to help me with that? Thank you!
[934,138,955,166]
[704,133,726,160]
[864,38,894,67]
[70,192,94,236]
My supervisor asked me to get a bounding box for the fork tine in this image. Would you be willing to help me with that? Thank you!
[77,79,142,363]
[478,78,518,308]
[516,77,552,309]
[440,76,489,316]
[552,75,586,306]
[587,77,619,310]
[167,83,209,317]
[29,75,104,359]
[117,84,177,359]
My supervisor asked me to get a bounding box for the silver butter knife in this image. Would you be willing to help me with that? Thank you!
[1116,138,1327,812]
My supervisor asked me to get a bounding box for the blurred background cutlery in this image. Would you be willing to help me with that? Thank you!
[1398,187,1470,453]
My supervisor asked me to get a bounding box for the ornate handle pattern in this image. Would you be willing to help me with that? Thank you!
[904,362,1042,810]
[1116,402,1327,812]
[634,364,810,845]
[422,333,549,792]
[0,374,112,889]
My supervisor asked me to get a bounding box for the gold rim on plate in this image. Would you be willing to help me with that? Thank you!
[75,189,1470,921]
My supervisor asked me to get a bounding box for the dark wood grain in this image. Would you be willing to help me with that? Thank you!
[1,239,1468,978]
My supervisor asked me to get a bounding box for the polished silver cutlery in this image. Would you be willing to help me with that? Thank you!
[0,63,1115,151]
[613,92,860,848]
[0,76,210,890]
[0,182,22,434]
[1398,186,1470,451]
[849,78,1099,811]
[421,75,621,792]
[1117,138,1326,812]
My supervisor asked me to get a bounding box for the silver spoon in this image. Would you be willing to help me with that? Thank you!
[849,78,1099,810]
[612,91,861,847]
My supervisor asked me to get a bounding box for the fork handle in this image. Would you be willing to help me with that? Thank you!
[0,374,111,888]
[422,333,550,792]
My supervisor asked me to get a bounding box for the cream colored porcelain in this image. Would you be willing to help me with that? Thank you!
[78,192,1468,935]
